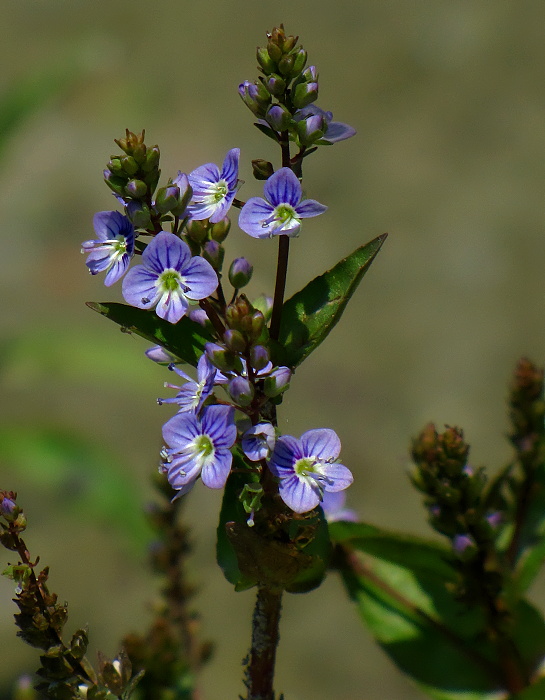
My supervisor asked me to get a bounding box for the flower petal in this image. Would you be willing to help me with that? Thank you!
[220,148,240,189]
[322,463,353,491]
[264,168,301,208]
[156,289,188,323]
[162,411,200,450]
[180,256,218,300]
[279,475,320,513]
[201,449,233,489]
[143,232,190,274]
[300,429,341,461]
[122,267,159,309]
[295,199,328,219]
[238,197,275,238]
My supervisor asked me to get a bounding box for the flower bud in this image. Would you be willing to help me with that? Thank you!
[108,157,124,175]
[239,80,271,116]
[452,534,478,562]
[210,216,231,242]
[224,329,247,353]
[141,145,160,173]
[291,47,307,76]
[277,53,295,76]
[265,104,292,132]
[250,310,266,339]
[205,342,237,372]
[267,40,283,63]
[251,159,274,181]
[0,494,19,522]
[154,184,180,214]
[189,307,210,327]
[250,344,270,371]
[228,257,253,289]
[296,113,326,146]
[103,169,127,197]
[292,81,319,110]
[302,65,318,83]
[228,376,255,407]
[202,240,224,271]
[126,200,152,228]
[185,219,209,243]
[256,46,277,75]
[125,179,147,199]
[265,74,286,97]
[251,295,273,321]
[263,366,291,397]
[120,155,139,176]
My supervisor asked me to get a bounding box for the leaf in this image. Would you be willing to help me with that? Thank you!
[332,521,545,699]
[86,302,211,368]
[277,234,387,368]
[513,678,545,699]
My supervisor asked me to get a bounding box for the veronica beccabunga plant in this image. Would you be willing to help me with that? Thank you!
[4,22,545,700]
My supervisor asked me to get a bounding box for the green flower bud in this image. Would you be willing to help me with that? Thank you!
[141,145,160,173]
[125,179,147,199]
[257,46,277,75]
[228,257,253,288]
[186,219,209,243]
[210,216,231,242]
[121,155,139,176]
[251,159,275,181]
[224,329,246,353]
[277,53,295,77]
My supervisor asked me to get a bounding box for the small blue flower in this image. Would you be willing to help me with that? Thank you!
[81,211,135,286]
[122,232,218,323]
[158,354,217,413]
[238,168,327,239]
[321,490,358,523]
[188,148,240,223]
[161,404,236,495]
[241,422,276,462]
[268,428,353,513]
[293,105,356,144]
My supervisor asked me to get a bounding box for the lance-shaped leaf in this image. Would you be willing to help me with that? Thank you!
[277,233,387,368]
[86,302,211,368]
[331,521,545,699]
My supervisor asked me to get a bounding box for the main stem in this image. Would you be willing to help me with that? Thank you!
[246,586,283,700]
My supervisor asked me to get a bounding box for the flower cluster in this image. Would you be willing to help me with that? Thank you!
[82,25,356,517]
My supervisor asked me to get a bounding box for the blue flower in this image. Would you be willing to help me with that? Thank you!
[158,354,217,413]
[268,428,353,513]
[188,148,240,223]
[238,168,327,239]
[161,404,236,496]
[81,211,135,286]
[293,105,356,144]
[122,232,218,323]
[321,490,358,523]
[241,422,276,462]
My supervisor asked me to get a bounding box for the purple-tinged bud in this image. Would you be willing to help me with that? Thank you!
[250,310,265,339]
[228,376,255,407]
[291,48,307,76]
[126,200,152,228]
[250,345,270,371]
[202,240,224,271]
[120,155,139,176]
[205,342,237,372]
[265,74,286,97]
[224,329,247,353]
[296,113,326,146]
[141,145,160,173]
[108,157,124,175]
[252,159,274,181]
[486,511,503,530]
[171,172,193,216]
[239,80,270,116]
[256,47,277,75]
[292,81,319,110]
[302,65,318,83]
[189,307,210,327]
[103,170,127,196]
[265,104,292,132]
[185,219,208,243]
[125,179,147,199]
[210,217,231,242]
[452,534,478,562]
[155,184,180,215]
[0,495,19,522]
[229,257,253,289]
[263,366,291,397]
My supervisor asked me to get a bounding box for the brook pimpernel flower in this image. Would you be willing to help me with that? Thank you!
[238,167,327,239]
[81,211,135,286]
[161,404,236,496]
[158,353,217,413]
[188,148,240,223]
[268,428,353,513]
[122,231,218,323]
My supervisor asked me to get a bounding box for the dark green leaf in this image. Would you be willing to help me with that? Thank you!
[513,677,545,699]
[333,521,545,699]
[86,302,211,368]
[277,234,387,368]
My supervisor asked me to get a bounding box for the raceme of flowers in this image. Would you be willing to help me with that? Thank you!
[83,44,357,516]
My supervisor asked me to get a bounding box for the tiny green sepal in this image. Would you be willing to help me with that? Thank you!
[86,301,212,368]
[277,233,387,368]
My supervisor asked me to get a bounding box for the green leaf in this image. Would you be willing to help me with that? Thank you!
[86,302,211,368]
[513,677,545,699]
[332,521,545,699]
[277,234,387,368]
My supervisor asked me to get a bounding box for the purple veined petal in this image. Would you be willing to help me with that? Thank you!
[180,256,218,300]
[142,232,191,274]
[323,121,356,143]
[208,189,237,224]
[84,246,114,272]
[188,162,221,192]
[269,435,301,476]
[146,345,176,363]
[300,429,341,461]
[103,254,130,287]
[279,474,320,514]
[264,168,302,208]
[322,462,353,491]
[156,288,188,323]
[170,478,198,500]
[201,449,233,489]
[122,267,160,309]
[92,210,124,240]
[295,199,328,219]
[202,404,236,449]
[188,200,222,222]
[220,148,240,188]
[167,454,203,489]
[162,411,201,450]
[238,197,276,238]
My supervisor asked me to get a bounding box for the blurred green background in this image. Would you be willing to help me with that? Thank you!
[1,2,545,698]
